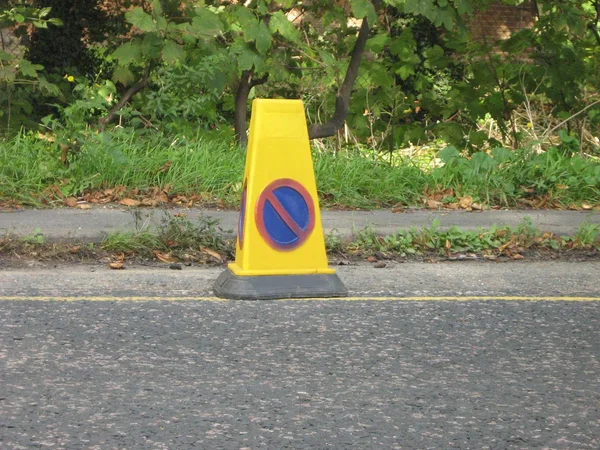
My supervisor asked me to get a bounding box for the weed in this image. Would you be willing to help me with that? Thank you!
[574,222,600,248]
[22,227,45,245]
[332,219,595,259]
[324,230,344,255]
[101,211,234,262]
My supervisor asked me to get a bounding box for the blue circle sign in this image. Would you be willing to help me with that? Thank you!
[255,179,316,251]
[238,182,247,249]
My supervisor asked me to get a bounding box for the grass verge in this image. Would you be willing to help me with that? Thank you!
[1,129,599,209]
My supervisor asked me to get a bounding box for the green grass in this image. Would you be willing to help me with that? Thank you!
[0,129,245,206]
[1,129,599,209]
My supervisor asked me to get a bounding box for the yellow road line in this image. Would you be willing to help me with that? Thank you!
[0,295,598,302]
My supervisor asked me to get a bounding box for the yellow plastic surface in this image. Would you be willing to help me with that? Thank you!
[229,99,335,276]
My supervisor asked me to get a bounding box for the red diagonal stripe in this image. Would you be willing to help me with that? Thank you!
[266,192,306,238]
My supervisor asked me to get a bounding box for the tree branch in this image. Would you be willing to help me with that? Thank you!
[308,15,372,140]
[98,65,151,129]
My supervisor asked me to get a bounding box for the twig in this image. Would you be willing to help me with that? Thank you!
[542,99,600,138]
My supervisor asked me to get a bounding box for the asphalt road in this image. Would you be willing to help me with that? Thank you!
[1,295,599,449]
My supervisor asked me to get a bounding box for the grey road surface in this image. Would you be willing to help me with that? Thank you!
[1,297,598,449]
[1,263,599,449]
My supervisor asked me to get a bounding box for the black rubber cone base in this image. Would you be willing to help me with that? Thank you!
[213,268,348,300]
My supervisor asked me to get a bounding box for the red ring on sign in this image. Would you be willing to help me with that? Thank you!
[255,178,316,251]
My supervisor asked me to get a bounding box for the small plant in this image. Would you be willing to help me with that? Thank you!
[324,230,344,255]
[574,222,600,249]
[22,227,44,244]
[101,210,234,262]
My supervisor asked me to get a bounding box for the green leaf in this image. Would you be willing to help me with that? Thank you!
[0,67,16,82]
[161,40,185,64]
[269,11,300,43]
[111,41,142,65]
[151,0,163,17]
[126,7,155,32]
[491,147,512,164]
[455,0,473,15]
[395,64,415,80]
[238,47,261,71]
[256,0,268,15]
[439,146,460,163]
[471,152,495,171]
[142,33,163,58]
[112,66,135,85]
[423,45,447,68]
[349,0,377,23]
[255,21,272,55]
[39,7,52,18]
[19,59,43,78]
[367,33,389,53]
[38,77,60,96]
[0,50,13,61]
[236,6,257,30]
[191,8,224,39]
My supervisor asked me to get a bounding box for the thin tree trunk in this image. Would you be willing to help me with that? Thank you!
[234,69,268,148]
[307,16,372,140]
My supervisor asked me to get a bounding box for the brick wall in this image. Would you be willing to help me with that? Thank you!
[470,1,537,42]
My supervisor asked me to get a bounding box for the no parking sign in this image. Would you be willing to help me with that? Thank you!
[215,99,347,299]
[255,179,315,251]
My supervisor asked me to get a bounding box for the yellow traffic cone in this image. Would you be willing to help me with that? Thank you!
[213,99,347,300]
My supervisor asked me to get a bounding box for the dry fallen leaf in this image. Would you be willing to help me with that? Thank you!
[471,203,483,210]
[140,198,158,207]
[70,245,81,254]
[64,197,78,207]
[374,261,387,268]
[459,196,473,209]
[112,252,125,262]
[153,250,178,263]
[200,247,223,262]
[76,204,91,210]
[426,199,442,209]
[109,262,125,270]
[581,203,593,210]
[367,256,378,263]
[120,198,141,207]
[511,254,525,260]
[391,202,404,213]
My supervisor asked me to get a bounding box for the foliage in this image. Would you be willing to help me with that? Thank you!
[102,211,233,262]
[1,130,598,209]
[0,5,62,133]
[431,143,600,206]
[331,217,599,258]
[25,0,107,76]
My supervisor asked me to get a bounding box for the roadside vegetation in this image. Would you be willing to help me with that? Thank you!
[1,129,599,210]
[1,213,598,268]
[1,1,599,211]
